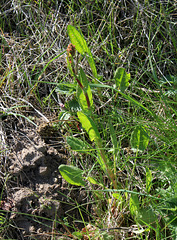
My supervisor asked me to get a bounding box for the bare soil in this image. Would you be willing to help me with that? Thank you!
[0,115,90,239]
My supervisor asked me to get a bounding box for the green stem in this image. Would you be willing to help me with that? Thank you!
[96,140,118,189]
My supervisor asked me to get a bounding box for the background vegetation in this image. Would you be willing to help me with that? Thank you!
[0,0,177,239]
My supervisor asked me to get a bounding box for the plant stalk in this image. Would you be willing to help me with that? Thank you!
[96,140,118,189]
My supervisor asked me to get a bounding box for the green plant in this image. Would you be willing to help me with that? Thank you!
[58,25,163,238]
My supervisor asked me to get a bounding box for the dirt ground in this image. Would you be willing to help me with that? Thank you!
[0,115,91,239]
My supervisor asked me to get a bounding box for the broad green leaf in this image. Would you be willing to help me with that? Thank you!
[59,164,85,186]
[67,136,88,153]
[131,126,150,151]
[77,68,93,114]
[114,67,130,93]
[67,25,97,78]
[77,112,107,172]
[129,193,140,218]
[67,25,88,54]
[55,83,76,96]
[77,112,100,142]
[146,167,152,193]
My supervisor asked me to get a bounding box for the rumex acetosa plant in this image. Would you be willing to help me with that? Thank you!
[59,25,150,190]
[60,31,118,189]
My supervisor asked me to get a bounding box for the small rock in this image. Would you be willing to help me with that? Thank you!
[53,177,58,183]
[39,166,50,177]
